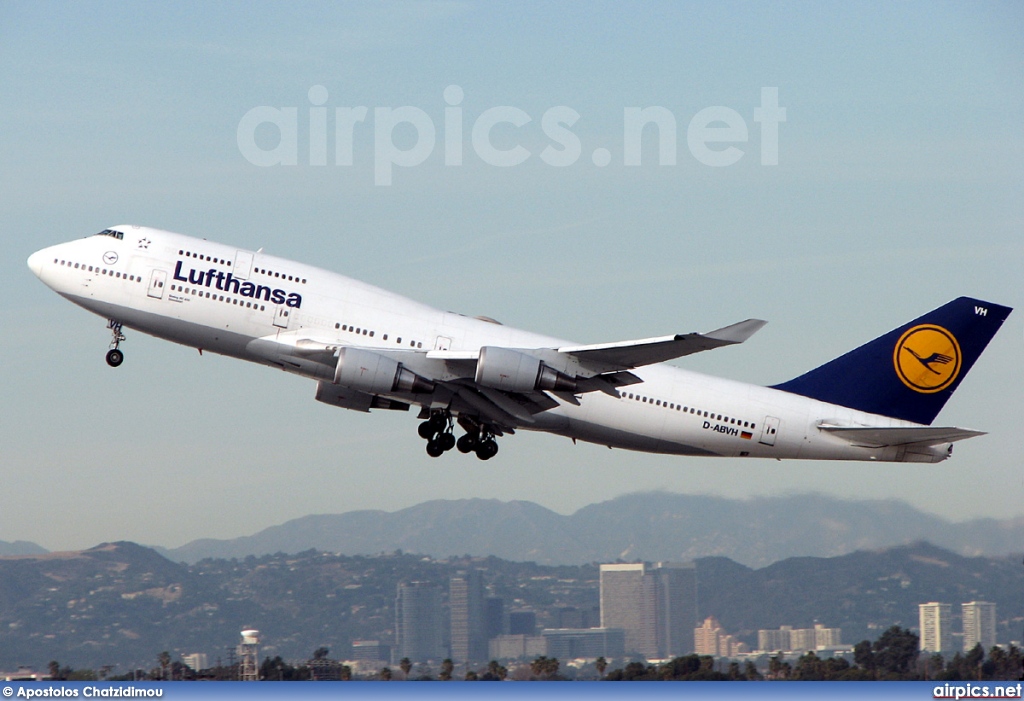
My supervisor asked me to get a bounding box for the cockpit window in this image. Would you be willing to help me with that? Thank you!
[95,229,124,240]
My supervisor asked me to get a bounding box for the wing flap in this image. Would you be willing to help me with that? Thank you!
[818,424,986,448]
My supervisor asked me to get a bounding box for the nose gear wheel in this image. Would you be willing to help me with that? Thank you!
[105,320,126,367]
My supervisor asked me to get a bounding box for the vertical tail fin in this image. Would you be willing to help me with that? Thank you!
[771,297,1011,424]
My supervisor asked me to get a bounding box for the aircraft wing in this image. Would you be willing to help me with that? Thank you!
[818,424,986,448]
[257,317,764,428]
[555,319,767,370]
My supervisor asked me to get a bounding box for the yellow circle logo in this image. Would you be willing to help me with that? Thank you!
[893,324,962,393]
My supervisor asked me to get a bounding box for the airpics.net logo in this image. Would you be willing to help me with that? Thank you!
[236,86,786,186]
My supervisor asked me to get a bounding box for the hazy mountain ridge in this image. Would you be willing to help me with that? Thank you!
[0,540,48,557]
[160,493,1024,567]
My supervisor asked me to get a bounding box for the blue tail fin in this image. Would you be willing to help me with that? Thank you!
[771,297,1011,425]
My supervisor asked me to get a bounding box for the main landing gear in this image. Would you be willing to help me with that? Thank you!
[105,320,125,367]
[418,410,499,461]
[419,411,456,457]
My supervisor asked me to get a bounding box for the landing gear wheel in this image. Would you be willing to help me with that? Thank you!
[456,434,478,454]
[426,440,445,458]
[418,420,437,440]
[475,439,498,461]
[427,411,448,432]
[106,349,124,367]
[105,319,126,367]
[438,432,456,452]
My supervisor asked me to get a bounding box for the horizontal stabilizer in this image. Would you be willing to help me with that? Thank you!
[558,318,766,369]
[818,424,985,448]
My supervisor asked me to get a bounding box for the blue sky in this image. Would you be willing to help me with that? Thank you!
[3,1,1023,551]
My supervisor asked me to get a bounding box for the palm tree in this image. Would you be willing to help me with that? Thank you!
[158,652,171,681]
[595,656,608,679]
[399,657,412,680]
[379,666,392,681]
[530,655,559,679]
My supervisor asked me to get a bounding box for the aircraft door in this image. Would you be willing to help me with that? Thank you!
[147,269,167,299]
[234,251,253,279]
[759,416,780,446]
[434,336,452,351]
[273,306,291,329]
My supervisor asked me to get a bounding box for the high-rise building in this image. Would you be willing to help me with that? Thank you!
[919,602,953,653]
[556,605,600,629]
[756,624,840,652]
[450,570,487,664]
[812,623,842,649]
[789,627,818,652]
[599,562,697,659]
[693,617,746,657]
[962,601,997,653]
[485,596,506,640]
[653,562,698,657]
[758,626,792,652]
[181,653,208,672]
[509,610,537,636]
[600,564,651,656]
[395,582,445,663]
[694,616,725,656]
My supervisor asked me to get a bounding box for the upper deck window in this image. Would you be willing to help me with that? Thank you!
[95,229,124,240]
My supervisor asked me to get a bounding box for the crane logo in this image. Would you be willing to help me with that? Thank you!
[893,324,962,393]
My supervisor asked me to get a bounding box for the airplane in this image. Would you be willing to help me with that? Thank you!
[28,225,1011,463]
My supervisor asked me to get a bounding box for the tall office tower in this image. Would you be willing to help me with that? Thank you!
[653,562,697,657]
[485,596,506,640]
[962,601,997,652]
[395,582,445,663]
[919,602,953,653]
[600,564,651,656]
[600,562,697,658]
[450,570,487,664]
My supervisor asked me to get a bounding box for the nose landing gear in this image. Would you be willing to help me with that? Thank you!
[105,320,125,367]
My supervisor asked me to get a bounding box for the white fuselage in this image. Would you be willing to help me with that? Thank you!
[28,226,944,463]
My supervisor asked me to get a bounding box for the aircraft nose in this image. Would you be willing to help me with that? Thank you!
[27,249,46,278]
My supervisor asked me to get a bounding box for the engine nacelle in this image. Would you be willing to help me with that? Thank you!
[333,347,434,394]
[315,381,410,412]
[475,346,577,393]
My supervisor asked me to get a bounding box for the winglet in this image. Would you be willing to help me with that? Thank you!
[701,318,768,345]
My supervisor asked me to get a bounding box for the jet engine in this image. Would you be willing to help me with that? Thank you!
[315,381,410,412]
[333,347,434,394]
[474,346,577,393]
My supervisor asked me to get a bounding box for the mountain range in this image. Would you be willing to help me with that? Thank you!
[154,492,1024,567]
